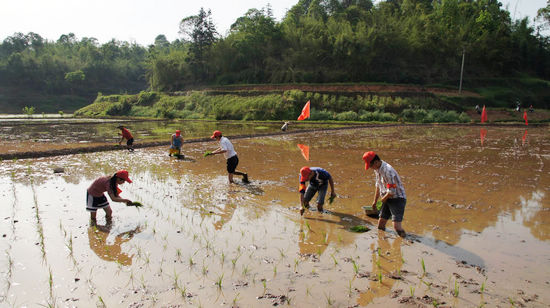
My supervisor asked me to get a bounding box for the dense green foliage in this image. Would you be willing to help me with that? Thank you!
[0,33,148,112]
[2,0,550,113]
[75,90,470,123]
[147,0,550,88]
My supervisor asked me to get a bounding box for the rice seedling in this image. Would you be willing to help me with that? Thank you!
[509,297,515,306]
[65,233,74,257]
[202,264,208,277]
[273,265,277,276]
[176,248,182,261]
[453,280,459,297]
[331,254,338,266]
[6,251,13,278]
[422,279,432,290]
[322,231,328,245]
[294,259,299,272]
[232,293,240,306]
[179,285,188,298]
[220,251,225,266]
[351,259,359,274]
[377,271,383,283]
[348,279,353,297]
[215,273,224,289]
[432,299,439,307]
[231,254,241,268]
[140,274,147,290]
[97,295,106,308]
[305,221,312,232]
[126,269,135,287]
[480,279,486,294]
[189,256,195,267]
[410,286,415,297]
[376,257,381,269]
[324,292,334,306]
[278,247,286,259]
[421,258,426,276]
[242,264,250,276]
[261,279,267,295]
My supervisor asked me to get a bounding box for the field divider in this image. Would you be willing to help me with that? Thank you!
[0,122,545,160]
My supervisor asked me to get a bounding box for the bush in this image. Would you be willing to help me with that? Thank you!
[335,111,359,121]
[359,110,397,122]
[400,108,469,123]
[137,91,159,106]
[311,108,333,120]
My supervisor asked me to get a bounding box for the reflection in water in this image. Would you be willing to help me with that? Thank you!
[520,190,549,240]
[299,211,369,255]
[358,231,403,306]
[88,223,141,265]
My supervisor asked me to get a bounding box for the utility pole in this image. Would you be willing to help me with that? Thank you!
[459,47,465,95]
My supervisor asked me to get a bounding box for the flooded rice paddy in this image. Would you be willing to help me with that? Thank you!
[0,123,549,307]
[0,119,347,155]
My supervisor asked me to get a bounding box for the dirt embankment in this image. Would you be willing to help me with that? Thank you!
[204,84,480,97]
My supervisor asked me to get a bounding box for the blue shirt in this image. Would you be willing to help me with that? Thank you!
[300,167,332,188]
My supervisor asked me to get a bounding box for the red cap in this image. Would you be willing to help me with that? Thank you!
[362,151,376,170]
[116,170,132,183]
[211,130,222,139]
[175,130,181,136]
[300,166,311,181]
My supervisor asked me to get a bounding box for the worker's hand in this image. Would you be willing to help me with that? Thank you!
[371,201,377,211]
[125,200,132,206]
[328,192,336,204]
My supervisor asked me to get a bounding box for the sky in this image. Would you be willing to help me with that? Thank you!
[0,0,547,46]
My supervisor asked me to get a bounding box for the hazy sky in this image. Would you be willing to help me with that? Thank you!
[0,0,547,46]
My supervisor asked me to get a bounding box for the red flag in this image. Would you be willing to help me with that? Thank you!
[523,111,528,125]
[481,105,487,123]
[297,144,309,161]
[522,130,528,146]
[297,100,310,121]
[480,128,487,146]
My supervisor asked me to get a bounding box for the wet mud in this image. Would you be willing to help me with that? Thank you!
[0,125,549,307]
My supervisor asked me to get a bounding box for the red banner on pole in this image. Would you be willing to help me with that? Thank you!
[481,105,487,123]
[523,111,528,125]
[297,101,310,121]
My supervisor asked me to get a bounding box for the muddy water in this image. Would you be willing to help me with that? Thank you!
[0,126,548,307]
[0,119,346,154]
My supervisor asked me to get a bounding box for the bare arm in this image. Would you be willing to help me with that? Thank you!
[371,185,380,209]
[328,177,336,197]
[107,190,131,205]
[211,147,226,155]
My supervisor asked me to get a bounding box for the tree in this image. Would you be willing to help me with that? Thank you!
[537,0,550,28]
[179,8,218,82]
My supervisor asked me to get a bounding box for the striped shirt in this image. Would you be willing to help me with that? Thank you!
[375,161,406,199]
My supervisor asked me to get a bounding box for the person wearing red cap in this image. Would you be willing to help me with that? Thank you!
[299,166,335,215]
[363,151,407,237]
[206,130,249,184]
[117,125,134,152]
[87,170,133,224]
[169,130,184,158]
